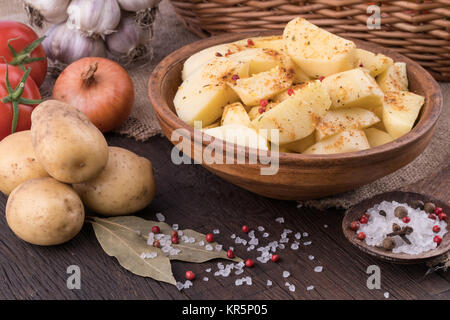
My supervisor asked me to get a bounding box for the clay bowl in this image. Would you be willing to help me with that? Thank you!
[148,31,442,200]
[343,191,450,264]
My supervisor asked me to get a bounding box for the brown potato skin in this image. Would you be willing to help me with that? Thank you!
[73,147,156,216]
[0,131,49,195]
[6,178,85,246]
[30,100,108,184]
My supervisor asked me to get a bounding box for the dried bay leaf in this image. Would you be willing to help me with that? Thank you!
[89,217,176,286]
[91,216,242,266]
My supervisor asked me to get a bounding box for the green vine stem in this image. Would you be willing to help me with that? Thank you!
[8,36,46,71]
[0,63,43,134]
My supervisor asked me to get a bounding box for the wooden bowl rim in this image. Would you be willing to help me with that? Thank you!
[342,191,450,264]
[148,31,443,164]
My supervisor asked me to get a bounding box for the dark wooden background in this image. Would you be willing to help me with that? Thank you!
[0,134,449,300]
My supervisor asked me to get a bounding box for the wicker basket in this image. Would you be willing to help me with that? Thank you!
[170,0,450,81]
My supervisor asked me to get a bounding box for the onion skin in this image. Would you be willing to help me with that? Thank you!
[52,57,134,133]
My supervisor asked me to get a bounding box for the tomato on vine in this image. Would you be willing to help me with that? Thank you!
[0,64,42,141]
[0,21,47,87]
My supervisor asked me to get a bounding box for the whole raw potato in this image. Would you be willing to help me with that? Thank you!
[0,131,49,195]
[31,100,108,183]
[73,147,156,216]
[6,178,85,246]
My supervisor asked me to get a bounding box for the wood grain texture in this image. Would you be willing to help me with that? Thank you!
[148,31,443,200]
[0,134,448,300]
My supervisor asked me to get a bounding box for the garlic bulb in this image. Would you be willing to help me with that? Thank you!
[24,0,70,27]
[116,0,161,12]
[43,23,107,65]
[67,0,121,37]
[106,15,150,62]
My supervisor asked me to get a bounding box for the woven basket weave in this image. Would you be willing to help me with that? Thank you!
[169,0,450,81]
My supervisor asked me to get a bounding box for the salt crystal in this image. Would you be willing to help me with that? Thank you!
[303,241,312,246]
[231,234,236,239]
[280,238,289,244]
[215,244,223,251]
[303,232,309,237]
[257,226,265,232]
[184,280,193,289]
[297,203,303,208]
[307,285,314,291]
[245,277,252,285]
[176,282,184,291]
[295,232,301,240]
[235,279,243,286]
[178,230,183,236]
[283,271,290,278]
[263,232,269,238]
[140,253,146,259]
[308,255,315,260]
[384,292,390,299]
[248,230,255,238]
[205,268,211,273]
[324,224,328,228]
[241,240,248,246]
[203,277,209,282]
[205,244,213,251]
[283,229,293,234]
[267,280,272,287]
[214,271,220,277]
[218,262,224,270]
[249,238,259,246]
[213,229,220,234]
[156,213,165,222]
[198,240,205,246]
[314,266,323,273]
[229,246,234,251]
[279,244,285,249]
[289,284,295,292]
[172,224,179,230]
[290,243,299,250]
[285,282,290,287]
[235,269,244,275]
[275,217,284,224]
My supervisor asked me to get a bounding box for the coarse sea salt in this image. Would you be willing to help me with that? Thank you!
[384,292,390,299]
[203,277,209,282]
[213,229,220,234]
[307,285,314,291]
[275,217,284,224]
[156,213,165,222]
[308,255,315,260]
[258,226,265,232]
[283,271,290,278]
[314,266,323,273]
[360,200,448,255]
[267,280,272,287]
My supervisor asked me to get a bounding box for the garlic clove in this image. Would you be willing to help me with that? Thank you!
[67,0,122,37]
[106,15,150,62]
[117,0,161,12]
[24,0,70,27]
[43,23,107,65]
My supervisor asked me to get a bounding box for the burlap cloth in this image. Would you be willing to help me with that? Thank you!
[2,0,449,209]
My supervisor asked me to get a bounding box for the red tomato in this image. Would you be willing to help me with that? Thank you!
[0,64,41,141]
[0,21,47,87]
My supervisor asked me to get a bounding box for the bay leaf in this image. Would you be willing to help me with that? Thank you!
[89,217,176,286]
[91,216,242,265]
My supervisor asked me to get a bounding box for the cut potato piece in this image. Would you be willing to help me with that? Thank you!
[221,102,251,127]
[174,57,250,127]
[231,66,294,106]
[236,36,285,52]
[321,68,384,109]
[203,124,268,150]
[182,43,245,80]
[274,83,309,102]
[303,130,370,155]
[283,132,315,153]
[382,91,424,139]
[364,128,394,147]
[229,47,293,76]
[283,17,356,78]
[315,108,380,141]
[356,48,393,77]
[252,81,331,144]
[248,102,278,121]
[377,62,408,92]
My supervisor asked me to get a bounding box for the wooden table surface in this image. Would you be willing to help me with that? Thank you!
[0,134,449,300]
